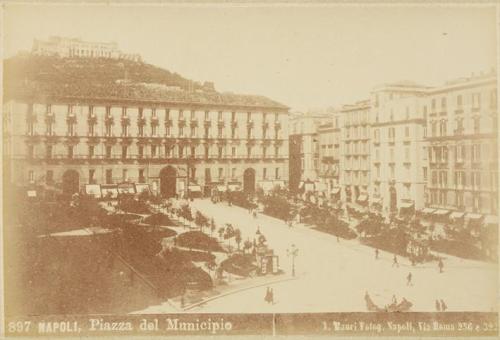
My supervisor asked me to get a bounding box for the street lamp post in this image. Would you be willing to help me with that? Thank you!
[287,244,299,277]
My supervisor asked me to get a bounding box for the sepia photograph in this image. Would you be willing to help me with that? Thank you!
[1,1,499,337]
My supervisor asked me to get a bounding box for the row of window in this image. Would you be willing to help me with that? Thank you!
[427,91,497,112]
[428,189,497,214]
[429,170,498,189]
[428,144,488,163]
[27,120,283,139]
[28,144,284,159]
[36,104,282,123]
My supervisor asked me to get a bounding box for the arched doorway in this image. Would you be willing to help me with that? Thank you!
[243,168,256,194]
[389,186,397,213]
[160,166,177,198]
[62,170,80,195]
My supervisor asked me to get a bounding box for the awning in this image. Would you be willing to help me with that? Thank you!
[433,209,450,216]
[85,184,102,198]
[421,208,435,214]
[449,211,465,220]
[484,215,498,226]
[357,194,368,202]
[117,187,135,194]
[101,185,118,198]
[260,181,274,191]
[304,183,315,191]
[466,213,483,221]
[400,202,414,209]
[216,185,227,192]
[273,180,285,188]
[315,182,327,192]
[117,183,136,194]
[188,185,202,192]
[135,183,151,194]
[331,187,341,195]
[228,184,241,191]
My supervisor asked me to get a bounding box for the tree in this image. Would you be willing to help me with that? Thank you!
[218,227,225,240]
[224,224,235,250]
[195,211,207,232]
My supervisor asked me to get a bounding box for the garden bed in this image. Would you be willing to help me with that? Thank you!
[176,231,225,253]
[143,213,177,227]
[220,253,258,277]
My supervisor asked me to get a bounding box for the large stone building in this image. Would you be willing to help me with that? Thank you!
[4,97,289,198]
[288,112,330,193]
[423,71,497,218]
[316,111,341,200]
[369,82,429,213]
[32,36,142,62]
[339,100,371,206]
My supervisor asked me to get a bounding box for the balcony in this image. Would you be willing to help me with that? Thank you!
[247,120,254,128]
[217,120,225,128]
[151,116,159,126]
[455,108,464,114]
[178,119,186,127]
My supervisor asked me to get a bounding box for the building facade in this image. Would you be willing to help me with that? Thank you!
[369,82,429,213]
[317,113,341,200]
[339,100,371,206]
[32,36,142,62]
[288,112,330,193]
[4,99,289,198]
[424,72,498,217]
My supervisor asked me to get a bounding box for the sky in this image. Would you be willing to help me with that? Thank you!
[2,4,498,111]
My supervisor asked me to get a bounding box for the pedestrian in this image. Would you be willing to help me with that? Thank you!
[440,299,447,312]
[392,294,397,304]
[406,272,413,286]
[375,248,379,260]
[411,256,416,266]
[435,299,441,312]
[336,235,340,243]
[253,210,257,219]
[438,258,444,273]
[392,254,399,268]
[264,287,271,304]
[270,288,275,305]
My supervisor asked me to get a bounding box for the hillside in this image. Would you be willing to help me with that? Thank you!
[3,54,287,109]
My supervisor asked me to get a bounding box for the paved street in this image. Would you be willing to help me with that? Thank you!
[179,199,497,313]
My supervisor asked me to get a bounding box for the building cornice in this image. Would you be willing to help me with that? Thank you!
[7,95,290,113]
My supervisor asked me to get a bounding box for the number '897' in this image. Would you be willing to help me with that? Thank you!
[7,321,31,333]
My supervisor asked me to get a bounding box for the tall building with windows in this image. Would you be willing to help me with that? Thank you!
[339,100,371,206]
[288,112,330,193]
[317,111,342,200]
[4,98,289,198]
[424,71,497,217]
[369,82,429,213]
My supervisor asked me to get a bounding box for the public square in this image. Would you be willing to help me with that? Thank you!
[137,198,497,313]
